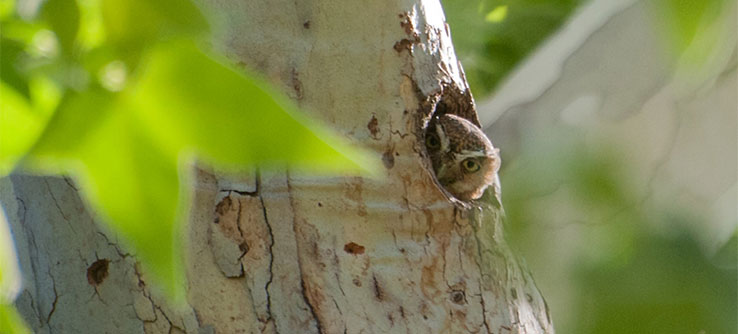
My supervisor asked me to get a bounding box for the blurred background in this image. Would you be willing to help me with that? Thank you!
[444,0,737,333]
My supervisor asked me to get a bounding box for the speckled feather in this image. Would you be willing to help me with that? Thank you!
[426,114,500,201]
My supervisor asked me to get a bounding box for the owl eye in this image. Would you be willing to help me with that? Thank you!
[426,134,440,150]
[461,158,480,173]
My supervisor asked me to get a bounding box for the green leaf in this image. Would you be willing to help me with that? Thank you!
[101,0,209,65]
[0,79,57,175]
[443,0,585,96]
[485,5,508,23]
[24,90,187,301]
[129,40,378,174]
[0,0,14,20]
[0,36,30,98]
[41,0,80,56]
[24,89,114,168]
[0,304,30,334]
[652,0,712,52]
[648,0,734,85]
[74,107,186,301]
[76,0,106,50]
[21,39,377,301]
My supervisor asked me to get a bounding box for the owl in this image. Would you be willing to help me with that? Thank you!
[425,114,500,201]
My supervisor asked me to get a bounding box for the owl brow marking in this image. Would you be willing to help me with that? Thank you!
[435,123,450,152]
[459,150,489,158]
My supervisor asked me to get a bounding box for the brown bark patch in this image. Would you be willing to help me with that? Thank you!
[420,256,442,300]
[343,178,367,217]
[87,259,110,286]
[382,147,395,169]
[214,195,232,223]
[450,290,465,304]
[372,274,384,300]
[393,38,418,53]
[291,68,303,99]
[213,195,244,243]
[367,115,380,138]
[343,242,365,255]
[399,13,414,35]
[395,12,420,54]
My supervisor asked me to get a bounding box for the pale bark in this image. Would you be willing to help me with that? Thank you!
[3,0,553,333]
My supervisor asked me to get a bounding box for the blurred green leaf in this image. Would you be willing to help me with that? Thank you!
[77,0,106,50]
[0,0,14,20]
[101,0,208,65]
[19,39,377,300]
[130,40,377,173]
[23,89,113,171]
[74,106,186,301]
[651,0,711,52]
[0,36,30,97]
[0,79,58,175]
[575,232,737,334]
[485,5,508,23]
[647,0,736,89]
[3,0,375,305]
[42,0,80,56]
[444,0,586,96]
[0,304,30,334]
[24,88,186,300]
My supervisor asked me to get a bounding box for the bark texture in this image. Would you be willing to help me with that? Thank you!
[4,0,553,333]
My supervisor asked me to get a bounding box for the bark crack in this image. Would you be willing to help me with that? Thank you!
[15,196,27,223]
[45,179,74,232]
[155,305,179,334]
[470,217,494,333]
[334,271,346,297]
[16,195,47,325]
[235,196,249,262]
[220,188,258,196]
[256,173,275,325]
[45,269,59,326]
[132,263,182,333]
[300,277,324,334]
[62,176,78,191]
[96,231,131,259]
[286,175,324,334]
[479,292,492,334]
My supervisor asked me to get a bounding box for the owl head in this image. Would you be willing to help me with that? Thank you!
[425,114,500,201]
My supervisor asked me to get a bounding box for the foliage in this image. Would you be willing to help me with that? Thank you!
[0,0,375,329]
[443,0,586,96]
[648,0,736,87]
[0,304,29,334]
[442,0,736,332]
[501,128,737,333]
[575,231,736,334]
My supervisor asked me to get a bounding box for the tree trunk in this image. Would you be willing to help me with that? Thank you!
[3,0,553,333]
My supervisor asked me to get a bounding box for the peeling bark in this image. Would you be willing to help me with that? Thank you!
[3,0,553,333]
